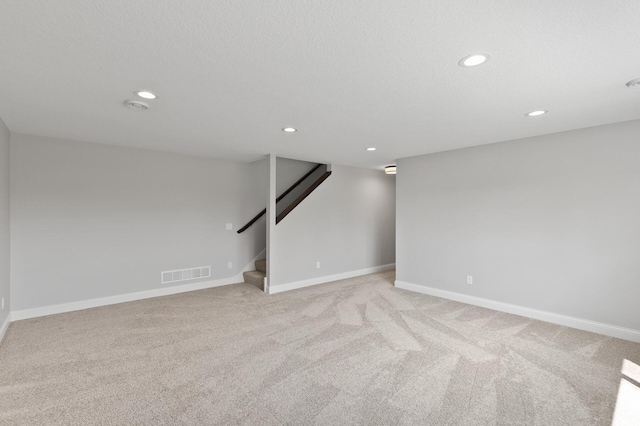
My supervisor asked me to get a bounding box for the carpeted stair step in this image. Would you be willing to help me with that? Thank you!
[243,270,265,290]
[255,259,266,273]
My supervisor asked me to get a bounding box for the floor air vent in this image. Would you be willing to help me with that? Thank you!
[161,266,211,284]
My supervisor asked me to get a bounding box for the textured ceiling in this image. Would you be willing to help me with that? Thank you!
[1,1,639,169]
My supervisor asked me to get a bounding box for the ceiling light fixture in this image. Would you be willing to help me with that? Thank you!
[626,78,640,89]
[282,127,297,133]
[384,165,397,175]
[525,110,548,117]
[366,147,376,151]
[135,91,158,100]
[125,99,149,110]
[458,53,491,68]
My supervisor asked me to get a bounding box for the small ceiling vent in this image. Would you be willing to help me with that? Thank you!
[125,99,149,110]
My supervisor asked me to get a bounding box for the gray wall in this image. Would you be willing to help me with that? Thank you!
[270,164,396,287]
[0,118,9,325]
[276,157,318,197]
[240,157,267,257]
[10,134,264,311]
[396,119,640,330]
[235,156,316,249]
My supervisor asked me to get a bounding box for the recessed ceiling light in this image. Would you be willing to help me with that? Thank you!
[135,91,157,100]
[525,110,548,117]
[282,127,297,133]
[626,78,640,89]
[366,147,376,151]
[125,99,149,110]
[458,53,491,68]
[384,165,397,175]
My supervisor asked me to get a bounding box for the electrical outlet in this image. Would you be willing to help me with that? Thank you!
[1,297,4,310]
[466,275,473,285]
[316,261,321,269]
[225,223,233,231]
[227,262,233,269]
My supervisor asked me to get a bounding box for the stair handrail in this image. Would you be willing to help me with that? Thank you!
[237,163,323,234]
[276,169,331,224]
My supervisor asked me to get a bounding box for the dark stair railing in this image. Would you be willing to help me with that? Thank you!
[237,163,331,234]
[276,168,331,224]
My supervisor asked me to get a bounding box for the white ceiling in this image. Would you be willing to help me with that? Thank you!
[1,1,639,169]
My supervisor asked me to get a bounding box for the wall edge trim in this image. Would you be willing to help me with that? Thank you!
[268,263,395,295]
[0,313,11,346]
[11,276,242,321]
[394,280,640,343]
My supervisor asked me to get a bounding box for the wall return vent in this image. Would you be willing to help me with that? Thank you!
[161,266,211,284]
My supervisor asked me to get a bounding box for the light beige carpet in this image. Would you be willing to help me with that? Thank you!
[1,270,639,425]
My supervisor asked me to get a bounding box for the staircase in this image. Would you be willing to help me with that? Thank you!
[237,163,332,293]
[243,259,266,290]
[237,163,332,234]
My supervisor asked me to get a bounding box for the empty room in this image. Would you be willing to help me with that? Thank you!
[1,1,639,425]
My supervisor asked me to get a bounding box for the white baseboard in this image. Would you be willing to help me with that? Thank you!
[0,313,11,346]
[394,280,640,343]
[269,263,395,295]
[11,276,243,322]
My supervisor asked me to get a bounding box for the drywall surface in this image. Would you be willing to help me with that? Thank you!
[396,119,640,330]
[10,134,264,311]
[266,155,277,290]
[235,156,313,243]
[276,157,317,197]
[237,157,267,255]
[270,164,395,287]
[0,117,9,327]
